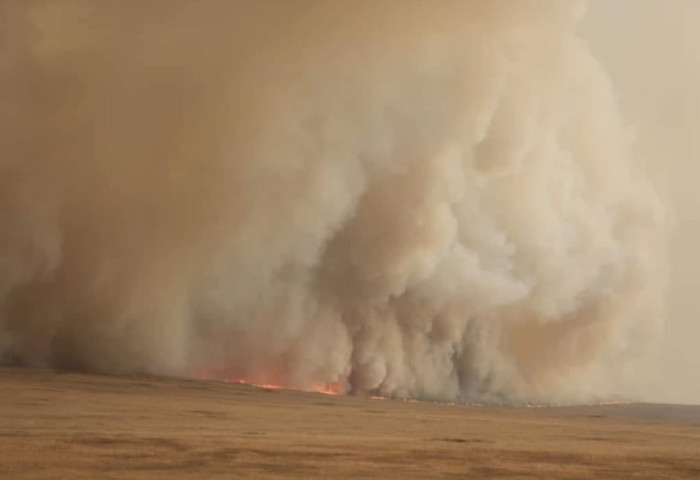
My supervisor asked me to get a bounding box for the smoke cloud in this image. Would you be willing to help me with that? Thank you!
[0,1,666,404]
[583,0,700,405]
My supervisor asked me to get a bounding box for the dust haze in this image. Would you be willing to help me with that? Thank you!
[0,1,676,404]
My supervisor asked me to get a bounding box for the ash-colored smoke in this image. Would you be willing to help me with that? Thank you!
[0,1,666,403]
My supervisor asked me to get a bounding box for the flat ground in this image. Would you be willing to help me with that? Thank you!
[1,369,699,479]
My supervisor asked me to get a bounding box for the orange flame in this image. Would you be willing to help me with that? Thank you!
[195,369,344,396]
[313,382,344,396]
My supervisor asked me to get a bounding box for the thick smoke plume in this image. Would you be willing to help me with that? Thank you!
[0,1,666,403]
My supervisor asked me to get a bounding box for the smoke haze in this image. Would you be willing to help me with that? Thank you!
[583,0,700,405]
[0,1,668,404]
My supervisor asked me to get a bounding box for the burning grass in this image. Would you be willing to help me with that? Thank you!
[194,368,345,396]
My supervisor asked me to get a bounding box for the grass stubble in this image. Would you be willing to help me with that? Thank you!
[1,368,699,479]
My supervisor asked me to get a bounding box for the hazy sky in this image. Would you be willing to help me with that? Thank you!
[583,0,700,404]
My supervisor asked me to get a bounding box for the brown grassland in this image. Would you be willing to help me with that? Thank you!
[1,368,699,479]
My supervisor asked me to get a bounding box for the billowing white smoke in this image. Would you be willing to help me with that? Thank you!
[0,1,666,403]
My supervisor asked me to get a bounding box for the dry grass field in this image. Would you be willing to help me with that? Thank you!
[1,368,699,479]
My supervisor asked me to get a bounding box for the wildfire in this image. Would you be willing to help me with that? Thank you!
[236,379,284,390]
[195,369,344,396]
[314,382,344,396]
